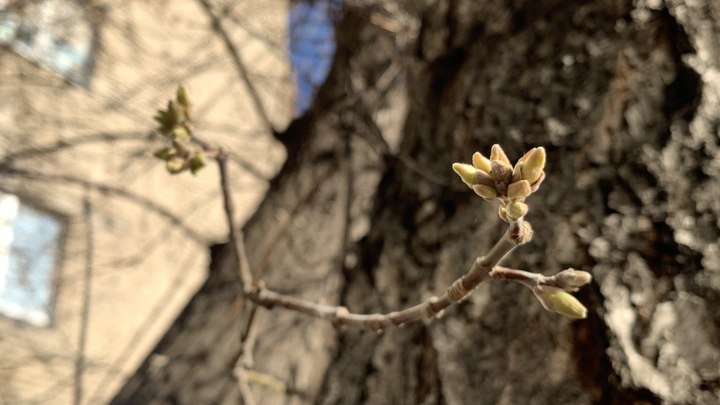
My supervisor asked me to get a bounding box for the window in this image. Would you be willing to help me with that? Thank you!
[0,192,63,327]
[0,0,95,85]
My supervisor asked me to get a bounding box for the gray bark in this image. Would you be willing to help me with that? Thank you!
[113,1,720,404]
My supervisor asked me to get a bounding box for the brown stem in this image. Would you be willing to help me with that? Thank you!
[217,150,254,290]
[244,221,531,331]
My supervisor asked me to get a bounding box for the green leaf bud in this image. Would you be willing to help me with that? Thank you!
[505,201,528,221]
[490,144,512,167]
[533,286,588,319]
[472,184,498,200]
[554,268,593,292]
[521,146,546,184]
[507,180,532,201]
[452,163,478,187]
[472,152,492,174]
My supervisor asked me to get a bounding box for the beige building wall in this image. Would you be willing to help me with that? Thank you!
[0,0,290,403]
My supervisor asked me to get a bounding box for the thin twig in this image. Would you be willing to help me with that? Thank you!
[216,150,259,404]
[243,221,533,331]
[197,0,277,136]
[217,150,254,290]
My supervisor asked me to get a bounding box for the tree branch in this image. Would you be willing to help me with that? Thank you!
[216,150,254,290]
[242,221,532,331]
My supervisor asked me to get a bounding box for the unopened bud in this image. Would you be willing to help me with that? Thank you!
[490,144,512,167]
[554,268,593,292]
[512,161,524,182]
[172,127,190,141]
[517,147,537,164]
[521,147,546,184]
[533,286,588,319]
[498,205,508,222]
[507,180,531,201]
[505,201,528,220]
[472,152,492,174]
[530,171,545,192]
[490,160,513,194]
[153,147,175,160]
[189,150,206,174]
[166,157,187,174]
[472,184,497,200]
[167,100,182,126]
[452,163,478,187]
[176,85,190,108]
[475,170,495,187]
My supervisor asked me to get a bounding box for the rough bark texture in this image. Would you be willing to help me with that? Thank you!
[114,1,720,404]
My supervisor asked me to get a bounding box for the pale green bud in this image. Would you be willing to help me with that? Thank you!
[472,184,498,200]
[521,146,546,184]
[172,127,190,141]
[153,147,176,160]
[452,163,478,187]
[176,85,190,108]
[166,157,187,174]
[490,144,512,167]
[505,201,528,220]
[189,150,206,175]
[507,180,531,201]
[533,286,588,319]
[472,152,492,173]
[554,268,593,292]
[498,205,508,222]
[530,171,545,192]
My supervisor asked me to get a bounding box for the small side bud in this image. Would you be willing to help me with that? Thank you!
[452,163,478,187]
[472,152,492,173]
[505,201,528,221]
[507,180,531,201]
[498,205,508,222]
[171,127,190,141]
[166,157,187,174]
[521,146,546,184]
[472,184,498,200]
[533,286,588,319]
[189,150,206,175]
[167,100,182,126]
[490,144,512,167]
[153,147,176,160]
[554,268,593,292]
[176,85,190,108]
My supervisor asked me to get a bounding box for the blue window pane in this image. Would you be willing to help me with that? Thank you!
[0,196,62,327]
[0,0,93,85]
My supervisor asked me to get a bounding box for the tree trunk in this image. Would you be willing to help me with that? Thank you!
[113,1,720,404]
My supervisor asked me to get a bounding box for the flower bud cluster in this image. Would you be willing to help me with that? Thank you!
[153,85,206,175]
[452,144,546,221]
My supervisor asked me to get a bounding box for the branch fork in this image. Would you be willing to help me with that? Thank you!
[151,89,593,332]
